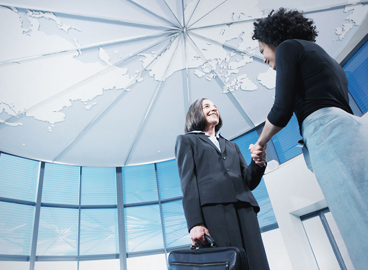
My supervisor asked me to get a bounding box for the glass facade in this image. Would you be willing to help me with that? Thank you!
[0,130,277,269]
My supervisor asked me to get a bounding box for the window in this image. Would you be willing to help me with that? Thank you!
[343,35,368,114]
[233,131,277,229]
[271,114,302,164]
[0,153,39,202]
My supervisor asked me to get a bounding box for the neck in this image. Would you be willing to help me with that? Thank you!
[204,126,216,137]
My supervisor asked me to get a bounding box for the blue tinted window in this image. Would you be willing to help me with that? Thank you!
[161,200,190,248]
[232,130,259,164]
[233,132,277,229]
[272,114,302,163]
[344,40,368,113]
[81,167,117,205]
[0,153,39,202]
[42,163,80,205]
[37,207,78,256]
[80,208,119,255]
[123,164,158,204]
[0,201,34,255]
[252,179,277,228]
[156,160,182,200]
[125,204,164,252]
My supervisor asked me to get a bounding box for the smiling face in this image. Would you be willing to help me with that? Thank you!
[258,41,277,70]
[202,99,219,129]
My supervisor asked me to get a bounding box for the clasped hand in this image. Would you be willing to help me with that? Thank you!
[249,143,267,167]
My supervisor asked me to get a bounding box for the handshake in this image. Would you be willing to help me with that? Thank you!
[249,143,267,167]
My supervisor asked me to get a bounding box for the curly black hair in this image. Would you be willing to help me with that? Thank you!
[252,8,318,46]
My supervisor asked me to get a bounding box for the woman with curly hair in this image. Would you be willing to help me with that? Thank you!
[250,8,368,269]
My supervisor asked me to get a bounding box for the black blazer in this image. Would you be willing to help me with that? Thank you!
[175,132,266,231]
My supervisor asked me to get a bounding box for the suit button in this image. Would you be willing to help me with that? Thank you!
[226,169,230,172]
[223,156,226,160]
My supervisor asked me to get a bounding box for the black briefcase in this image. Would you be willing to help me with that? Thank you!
[168,235,249,270]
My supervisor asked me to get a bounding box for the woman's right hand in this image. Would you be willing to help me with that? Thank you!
[189,225,210,247]
[249,143,267,167]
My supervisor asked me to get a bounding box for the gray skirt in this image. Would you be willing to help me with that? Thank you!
[302,107,368,270]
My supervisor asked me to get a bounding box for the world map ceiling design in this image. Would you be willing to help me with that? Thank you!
[0,0,367,166]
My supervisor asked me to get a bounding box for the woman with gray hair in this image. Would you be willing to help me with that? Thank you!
[176,97,269,270]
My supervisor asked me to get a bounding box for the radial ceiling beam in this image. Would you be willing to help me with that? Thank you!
[187,0,228,29]
[0,32,174,66]
[189,31,264,62]
[303,1,368,14]
[127,0,180,28]
[162,0,182,27]
[185,0,200,27]
[52,33,181,163]
[123,34,183,166]
[182,30,191,113]
[0,3,175,30]
[181,0,187,27]
[188,1,368,31]
[0,33,177,131]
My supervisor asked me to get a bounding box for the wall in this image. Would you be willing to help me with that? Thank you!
[264,155,327,270]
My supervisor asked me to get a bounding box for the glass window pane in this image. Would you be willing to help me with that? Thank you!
[79,259,120,270]
[80,208,119,255]
[162,200,190,248]
[0,153,39,202]
[37,207,78,256]
[302,216,340,270]
[325,212,354,270]
[125,204,164,252]
[156,160,182,200]
[35,261,77,270]
[233,130,259,164]
[233,132,277,229]
[252,179,277,228]
[0,202,34,255]
[0,261,30,270]
[272,114,302,163]
[123,164,158,204]
[127,253,167,270]
[42,163,80,205]
[344,40,368,113]
[81,167,117,205]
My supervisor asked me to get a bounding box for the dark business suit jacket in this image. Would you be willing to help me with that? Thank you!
[175,132,266,231]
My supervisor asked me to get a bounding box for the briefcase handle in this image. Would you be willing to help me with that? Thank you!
[204,234,217,247]
[190,234,218,249]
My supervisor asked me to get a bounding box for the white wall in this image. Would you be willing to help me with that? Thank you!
[262,228,293,270]
[264,155,327,270]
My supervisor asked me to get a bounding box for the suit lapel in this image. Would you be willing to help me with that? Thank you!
[218,136,226,154]
[198,133,223,154]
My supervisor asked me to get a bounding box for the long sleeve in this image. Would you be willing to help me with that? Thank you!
[175,135,204,231]
[268,39,301,127]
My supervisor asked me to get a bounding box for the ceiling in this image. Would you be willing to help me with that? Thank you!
[0,0,367,166]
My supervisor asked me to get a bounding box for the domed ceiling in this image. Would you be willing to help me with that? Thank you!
[0,0,367,166]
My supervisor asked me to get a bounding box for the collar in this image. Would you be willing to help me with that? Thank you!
[188,130,220,139]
